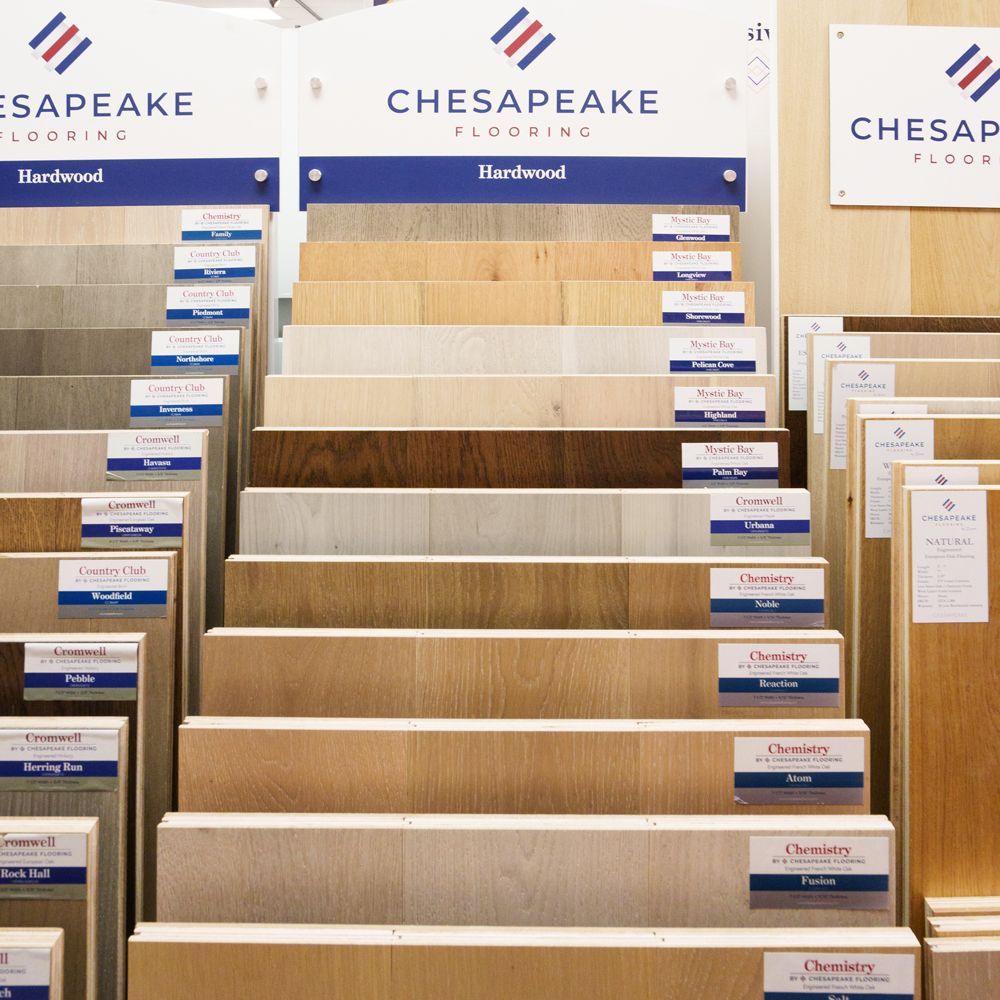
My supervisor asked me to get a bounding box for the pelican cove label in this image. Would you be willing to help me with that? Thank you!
[57,558,168,620]
[165,285,251,322]
[718,643,839,708]
[763,951,914,999]
[681,442,779,489]
[181,208,264,242]
[0,728,119,791]
[709,492,811,548]
[652,213,731,242]
[827,362,896,470]
[662,290,745,325]
[668,335,758,373]
[0,946,53,996]
[174,244,256,281]
[24,641,138,702]
[734,737,865,806]
[864,420,934,538]
[151,329,241,376]
[710,568,826,628]
[81,497,183,551]
[674,386,766,425]
[652,250,733,281]
[810,334,871,434]
[129,378,224,428]
[0,833,88,901]
[106,429,204,482]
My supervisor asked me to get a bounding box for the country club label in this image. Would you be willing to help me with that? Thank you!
[180,208,264,242]
[0,946,53,997]
[57,558,168,620]
[718,643,839,708]
[709,492,812,547]
[129,378,224,428]
[710,568,826,628]
[662,290,746,325]
[106,430,204,482]
[669,335,758,373]
[0,728,119,791]
[674,386,766,425]
[652,213,731,242]
[653,250,733,281]
[734,737,865,806]
[24,641,138,702]
[150,329,241,376]
[0,833,88,902]
[174,245,257,281]
[681,442,780,489]
[763,951,915,999]
[810,334,872,434]
[81,497,183,551]
[166,285,251,322]
[749,836,891,911]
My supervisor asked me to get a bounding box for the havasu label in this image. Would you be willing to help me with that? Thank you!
[0,833,88,901]
[749,836,890,910]
[787,315,844,412]
[151,329,241,376]
[129,378,224,428]
[718,643,839,708]
[662,290,745,325]
[710,568,826,628]
[709,493,811,547]
[57,558,168,620]
[181,208,264,242]
[0,946,53,997]
[166,285,251,322]
[652,213,731,242]
[734,736,865,806]
[864,420,935,539]
[24,642,138,702]
[827,362,896,470]
[652,250,733,281]
[174,244,257,280]
[106,430,203,482]
[810,334,871,434]
[0,728,119,791]
[682,442,779,489]
[81,497,183,551]
[763,951,914,999]
[904,465,979,487]
[674,386,766,425]
[669,335,758,373]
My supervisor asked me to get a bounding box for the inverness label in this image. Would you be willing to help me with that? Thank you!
[57,558,168,620]
[174,244,257,280]
[864,420,935,539]
[681,442,779,489]
[718,643,839,708]
[129,378,224,428]
[669,335,758,373]
[674,386,766,425]
[763,951,915,999]
[662,290,745,325]
[710,568,826,628]
[652,212,731,242]
[734,737,865,806]
[24,642,138,702]
[151,329,241,375]
[827,363,897,470]
[0,833,88,901]
[709,492,811,547]
[0,728,119,790]
[787,315,844,412]
[166,285,251,322]
[810,334,871,434]
[106,430,204,482]
[904,465,979,487]
[0,946,53,997]
[81,496,183,551]
[181,207,264,242]
[652,250,733,281]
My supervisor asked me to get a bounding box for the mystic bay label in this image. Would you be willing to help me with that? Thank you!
[718,643,839,708]
[24,642,138,702]
[0,728,119,791]
[652,213,731,242]
[674,386,766,425]
[652,250,733,281]
[106,430,204,482]
[710,568,826,628]
[734,737,865,806]
[57,558,168,620]
[763,951,914,999]
[709,492,811,547]
[662,290,746,325]
[681,442,779,489]
[0,833,88,901]
[669,335,758,373]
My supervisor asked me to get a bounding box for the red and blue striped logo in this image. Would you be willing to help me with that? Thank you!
[943,498,957,511]
[947,43,1000,103]
[492,8,556,71]
[29,11,92,75]
[935,473,948,485]
[893,426,906,439]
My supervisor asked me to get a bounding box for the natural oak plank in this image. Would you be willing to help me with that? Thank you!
[925,938,1000,1000]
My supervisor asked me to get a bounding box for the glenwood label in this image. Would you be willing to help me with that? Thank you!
[652,213,731,242]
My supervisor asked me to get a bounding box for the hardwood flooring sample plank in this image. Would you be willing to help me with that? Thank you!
[926,896,1000,923]
[0,929,64,1000]
[925,938,1000,1000]
[926,916,1000,938]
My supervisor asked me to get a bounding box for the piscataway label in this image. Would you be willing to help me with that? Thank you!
[669,335,758,373]
[0,728,119,791]
[129,378,224,428]
[0,833,88,902]
[0,946,53,997]
[787,315,845,412]
[651,212,731,242]
[151,329,241,376]
[710,568,826,628]
[718,643,840,708]
[166,285,251,322]
[106,430,204,482]
[662,290,746,325]
[57,558,168,620]
[864,420,935,539]
[681,442,780,489]
[24,642,138,702]
[734,736,865,806]
[174,245,257,281]
[652,250,733,281]
[763,951,915,999]
[709,492,811,547]
[749,836,890,910]
[810,334,871,434]
[674,386,766,425]
[81,496,183,551]
[827,362,896,471]
[181,208,264,242]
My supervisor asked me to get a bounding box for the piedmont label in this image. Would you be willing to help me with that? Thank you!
[106,430,204,482]
[810,334,872,434]
[828,363,897,470]
[652,213,731,242]
[662,290,745,325]
[734,737,865,806]
[129,378,224,428]
[749,836,890,910]
[904,465,979,487]
[57,558,168,620]
[763,951,915,999]
[710,568,826,628]
[669,335,758,373]
[181,208,264,242]
[718,643,839,708]
[0,833,88,901]
[787,315,844,412]
[24,641,138,702]
[864,420,935,539]
[674,386,766,426]
[652,250,733,281]
[81,496,183,551]
[0,946,53,997]
[911,489,990,624]
[709,493,811,548]
[681,442,779,489]
[0,728,119,790]
[174,244,257,281]
[151,329,241,376]
[166,285,251,322]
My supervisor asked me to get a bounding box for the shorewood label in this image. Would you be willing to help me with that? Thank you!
[0,728,119,790]
[718,643,839,708]
[763,951,915,999]
[166,285,251,322]
[174,244,256,281]
[662,290,745,325]
[151,329,240,376]
[129,378,224,428]
[181,208,264,242]
[710,568,826,628]
[106,429,203,482]
[709,492,811,547]
[787,315,844,412]
[681,442,779,489]
[734,737,865,806]
[652,250,733,281]
[810,334,872,434]
[81,496,183,551]
[24,641,138,702]
[864,420,935,539]
[0,946,53,996]
[652,213,731,242]
[674,386,766,425]
[57,558,168,619]
[828,362,897,470]
[0,833,88,901]
[668,335,758,373]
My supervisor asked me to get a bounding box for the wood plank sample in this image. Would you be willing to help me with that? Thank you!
[926,896,1000,925]
[925,939,1000,1000]
[926,916,1000,938]
[156,814,893,928]
[0,929,64,1000]
[201,628,845,720]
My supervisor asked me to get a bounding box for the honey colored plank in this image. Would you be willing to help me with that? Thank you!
[926,896,1000,922]
[0,929,64,1000]
[925,938,1000,1000]
[926,916,1000,938]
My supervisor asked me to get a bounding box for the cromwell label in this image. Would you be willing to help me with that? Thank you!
[0,833,88,901]
[105,429,204,482]
[709,492,811,547]
[0,946,53,997]
[0,728,119,790]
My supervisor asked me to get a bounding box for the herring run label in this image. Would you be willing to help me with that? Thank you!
[718,643,839,708]
[669,335,758,373]
[734,737,865,806]
[0,833,88,901]
[652,250,733,281]
[787,315,845,412]
[810,334,872,434]
[0,728,119,790]
[57,558,168,620]
[662,290,745,325]
[24,641,138,702]
[674,386,766,425]
[129,378,224,428]
[174,244,257,281]
[166,285,251,322]
[709,492,811,548]
[0,946,54,997]
[827,362,897,471]
[681,442,779,489]
[652,213,731,242]
[864,420,935,539]
[710,568,826,628]
[749,836,890,911]
[151,329,241,376]
[81,496,183,550]
[105,429,204,482]
[180,208,264,242]
[763,951,915,999]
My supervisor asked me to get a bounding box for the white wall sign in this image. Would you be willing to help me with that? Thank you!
[830,24,1000,208]
[787,316,844,413]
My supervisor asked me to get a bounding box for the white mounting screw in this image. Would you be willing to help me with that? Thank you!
[308,168,323,183]
[725,77,737,92]
[723,169,738,183]
[838,190,846,198]
[254,169,270,183]
[255,77,268,93]
[310,77,323,91]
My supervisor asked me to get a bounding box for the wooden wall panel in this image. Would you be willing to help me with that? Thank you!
[925,939,1000,1000]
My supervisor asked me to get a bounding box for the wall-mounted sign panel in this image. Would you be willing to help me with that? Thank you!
[0,0,281,208]
[830,24,1000,208]
[298,0,748,207]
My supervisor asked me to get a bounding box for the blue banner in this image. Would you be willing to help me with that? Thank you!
[711,599,825,614]
[174,266,256,280]
[683,468,780,482]
[735,772,864,788]
[166,308,250,321]
[675,410,766,424]
[151,354,240,369]
[106,457,201,473]
[751,874,889,892]
[710,520,811,534]
[663,311,746,324]
[670,361,758,373]
[654,269,734,281]
[24,673,137,690]
[129,404,223,419]
[720,678,839,693]
[0,761,117,778]
[81,524,182,539]
[0,868,87,886]
[58,590,168,607]
[181,230,262,242]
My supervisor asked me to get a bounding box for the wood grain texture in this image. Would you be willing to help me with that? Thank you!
[200,628,845,720]
[926,896,1000,923]
[925,939,1000,1000]
[926,916,1000,938]
[177,718,870,815]
[0,930,63,1000]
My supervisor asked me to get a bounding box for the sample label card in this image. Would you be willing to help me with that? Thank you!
[905,465,980,487]
[129,378,224,428]
[0,728,119,790]
[0,947,53,996]
[710,568,826,628]
[763,952,915,999]
[734,736,865,806]
[749,836,890,910]
[810,335,872,434]
[911,489,990,624]
[662,291,746,325]
[718,643,839,708]
[106,430,204,482]
[181,208,264,242]
[787,315,844,412]
[709,492,811,548]
[652,250,733,281]
[652,213,731,242]
[0,833,88,901]
[681,442,779,489]
[81,496,183,551]
[166,285,251,322]
[674,386,766,425]
[669,335,758,373]
[57,559,168,620]
[24,641,138,702]
[151,329,241,376]
[828,363,897,470]
[174,245,257,281]
[864,420,935,539]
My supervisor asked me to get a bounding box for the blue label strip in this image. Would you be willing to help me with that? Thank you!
[166,308,250,321]
[654,269,733,281]
[719,678,839,693]
[766,994,912,1000]
[710,599,825,614]
[129,404,223,419]
[1,987,50,999]
[710,520,811,534]
[0,868,87,886]
[24,673,137,690]
[653,233,730,243]
[151,354,240,369]
[683,468,779,481]
[750,874,889,892]
[174,266,256,280]
[181,230,262,242]
[663,311,746,324]
[81,524,182,539]
[0,761,117,778]
[735,772,864,788]
[57,591,168,607]
[675,410,766,424]
[106,457,202,473]
[670,361,757,373]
